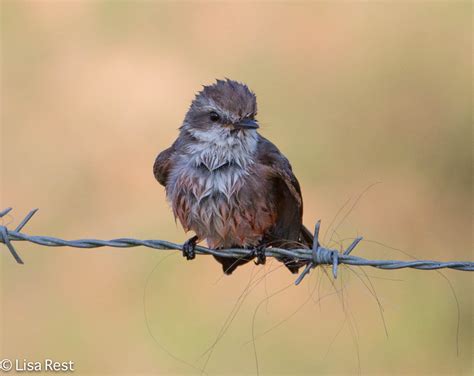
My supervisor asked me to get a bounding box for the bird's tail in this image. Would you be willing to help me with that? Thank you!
[269,225,314,274]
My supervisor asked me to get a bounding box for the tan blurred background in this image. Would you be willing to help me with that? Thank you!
[1,1,472,375]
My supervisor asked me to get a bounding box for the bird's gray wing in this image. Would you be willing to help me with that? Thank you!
[256,135,310,245]
[153,138,182,187]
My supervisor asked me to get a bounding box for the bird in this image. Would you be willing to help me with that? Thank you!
[153,79,313,275]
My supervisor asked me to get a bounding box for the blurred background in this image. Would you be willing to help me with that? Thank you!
[1,1,472,375]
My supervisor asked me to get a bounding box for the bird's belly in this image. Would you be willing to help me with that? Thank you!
[169,167,275,249]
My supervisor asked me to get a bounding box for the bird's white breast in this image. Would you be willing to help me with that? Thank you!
[167,128,264,247]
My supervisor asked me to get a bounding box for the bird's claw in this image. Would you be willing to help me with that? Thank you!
[253,245,266,265]
[182,236,198,260]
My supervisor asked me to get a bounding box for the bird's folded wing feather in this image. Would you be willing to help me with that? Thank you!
[153,139,181,186]
[256,135,305,242]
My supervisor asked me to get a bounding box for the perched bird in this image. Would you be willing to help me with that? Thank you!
[154,79,312,274]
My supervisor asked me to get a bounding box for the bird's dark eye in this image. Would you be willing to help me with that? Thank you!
[209,111,220,122]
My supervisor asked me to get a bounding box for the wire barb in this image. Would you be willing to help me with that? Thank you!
[294,222,363,285]
[1,208,473,281]
[0,207,25,264]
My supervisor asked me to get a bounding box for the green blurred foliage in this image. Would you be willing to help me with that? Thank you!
[1,1,472,375]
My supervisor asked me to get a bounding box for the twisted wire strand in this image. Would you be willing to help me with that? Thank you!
[1,208,473,285]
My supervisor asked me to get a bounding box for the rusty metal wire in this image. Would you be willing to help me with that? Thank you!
[1,207,473,285]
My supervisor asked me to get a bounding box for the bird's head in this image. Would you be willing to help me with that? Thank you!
[182,79,259,139]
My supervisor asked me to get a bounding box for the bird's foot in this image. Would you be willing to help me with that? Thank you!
[182,235,198,260]
[253,245,267,265]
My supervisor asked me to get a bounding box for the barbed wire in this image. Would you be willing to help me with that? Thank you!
[1,207,473,285]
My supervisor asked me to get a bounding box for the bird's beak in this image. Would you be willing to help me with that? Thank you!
[234,118,259,130]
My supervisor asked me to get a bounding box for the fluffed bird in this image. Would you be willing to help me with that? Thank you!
[154,79,312,274]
